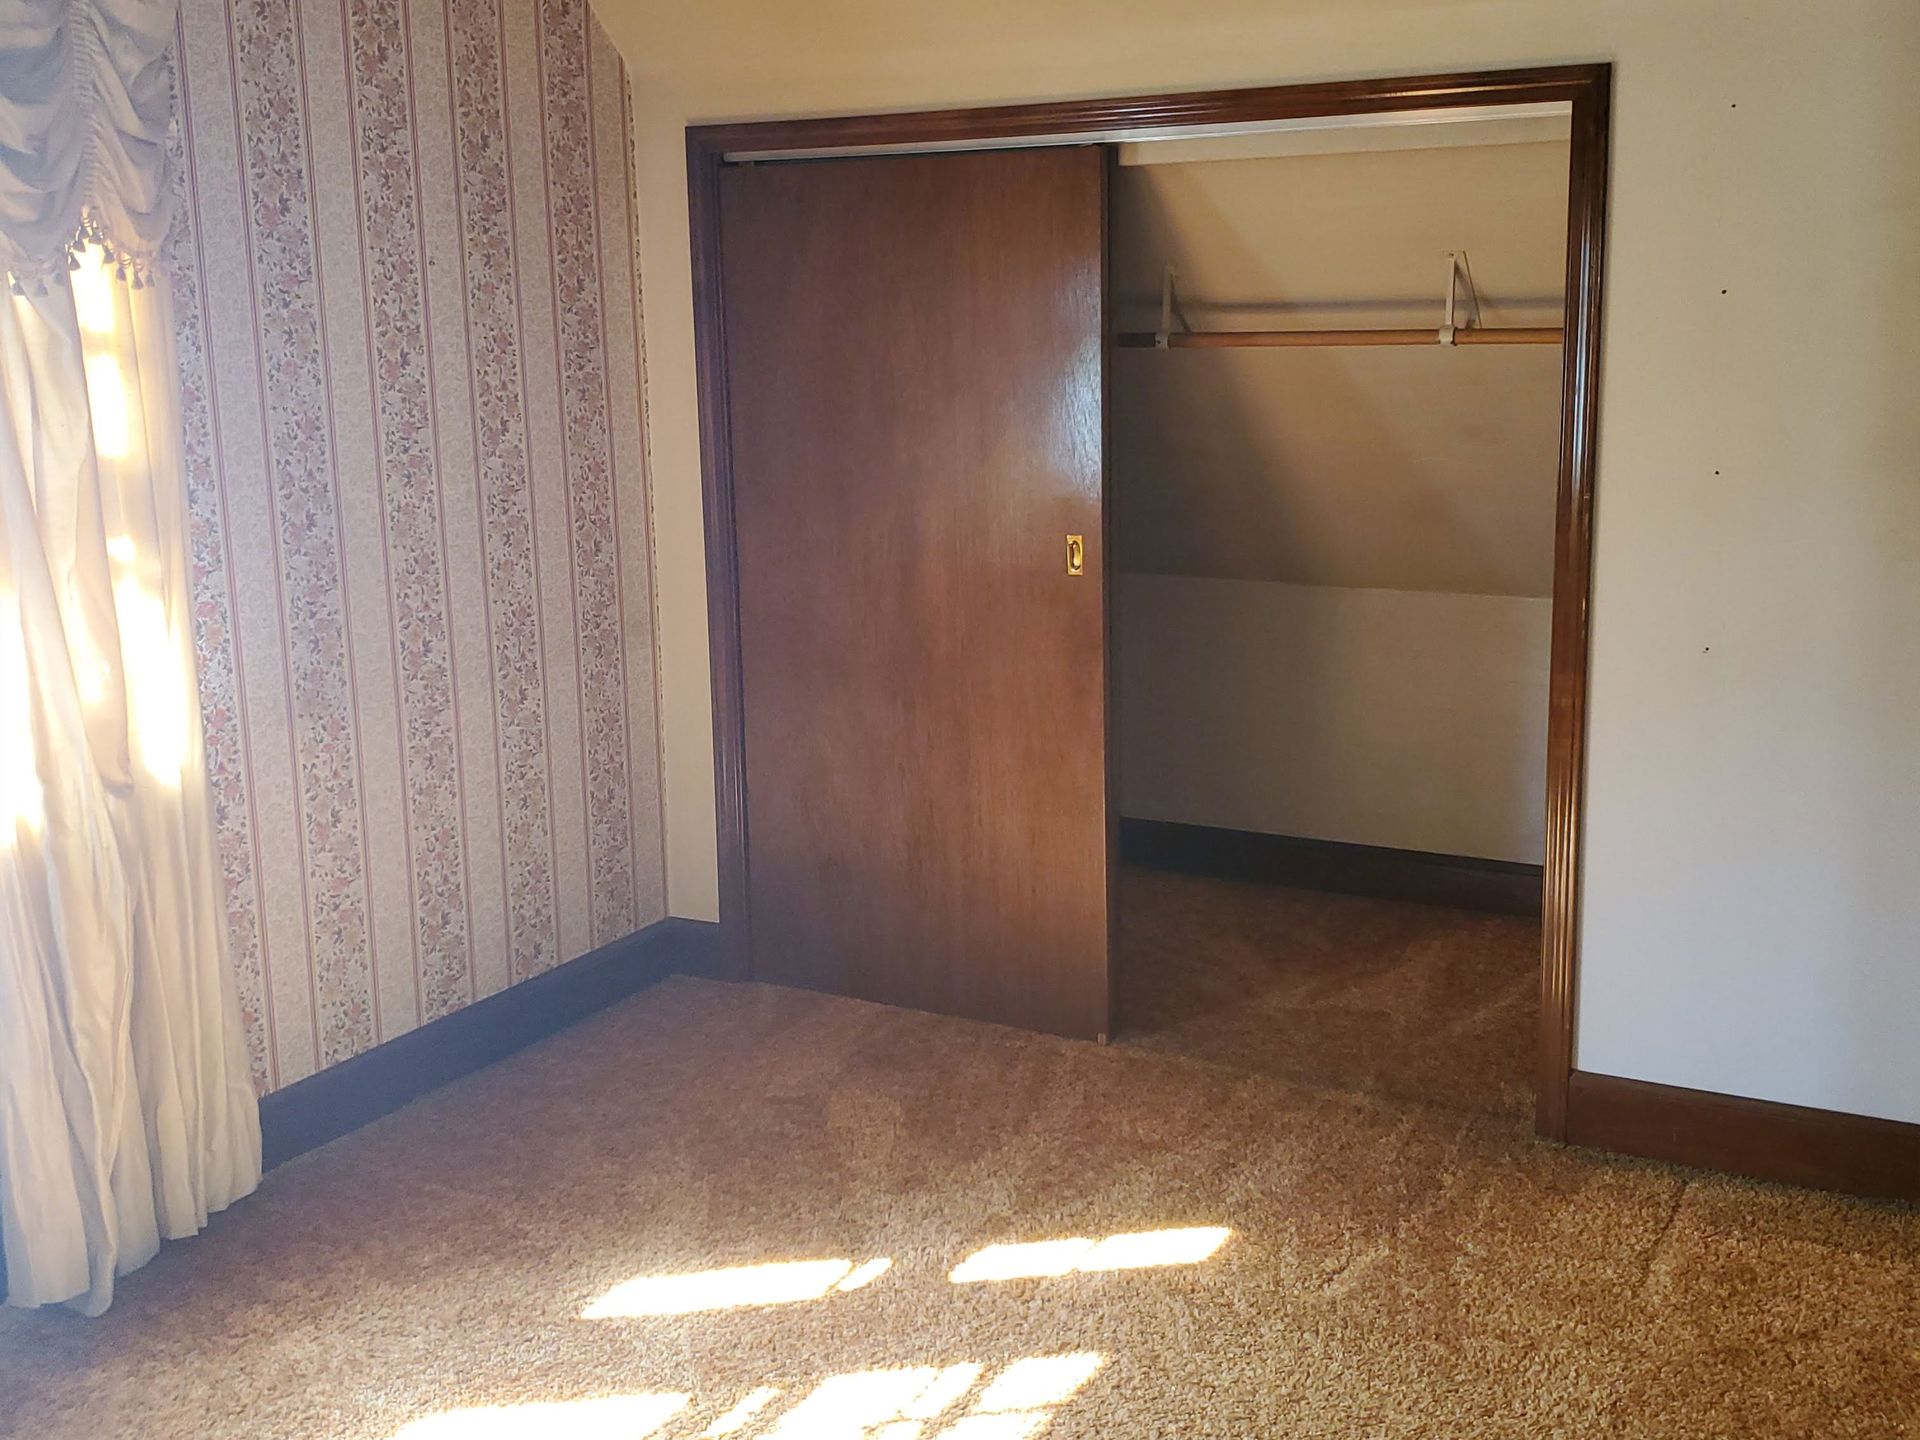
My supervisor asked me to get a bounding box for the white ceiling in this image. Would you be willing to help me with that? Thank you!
[1112,138,1571,597]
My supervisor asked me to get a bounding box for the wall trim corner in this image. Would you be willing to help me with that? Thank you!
[1564,1070,1920,1202]
[258,918,720,1168]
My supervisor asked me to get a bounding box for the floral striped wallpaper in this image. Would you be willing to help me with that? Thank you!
[167,0,665,1094]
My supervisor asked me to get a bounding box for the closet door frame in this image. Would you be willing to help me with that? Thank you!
[687,63,1611,1141]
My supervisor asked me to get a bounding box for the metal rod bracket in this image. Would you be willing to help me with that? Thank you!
[1440,249,1484,347]
[1155,265,1193,349]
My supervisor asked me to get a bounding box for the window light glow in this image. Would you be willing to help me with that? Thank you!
[73,243,135,457]
[949,1227,1229,1284]
[64,597,114,710]
[83,352,132,459]
[391,1393,689,1439]
[0,591,43,840]
[584,1257,892,1318]
[71,243,119,335]
[46,536,192,786]
[113,572,190,784]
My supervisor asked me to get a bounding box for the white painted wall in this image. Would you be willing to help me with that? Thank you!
[1118,575,1550,863]
[592,0,1920,1124]
[1109,142,1569,598]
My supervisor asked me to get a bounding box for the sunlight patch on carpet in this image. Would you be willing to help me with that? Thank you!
[835,1257,895,1291]
[392,1393,689,1438]
[902,1364,985,1419]
[973,1355,1104,1412]
[700,1386,783,1436]
[763,1367,945,1436]
[749,1354,1104,1439]
[949,1226,1230,1283]
[401,1354,1111,1439]
[584,1257,893,1318]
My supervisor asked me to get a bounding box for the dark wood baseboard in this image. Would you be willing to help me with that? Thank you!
[259,917,720,1169]
[1119,817,1543,916]
[1565,1071,1920,1204]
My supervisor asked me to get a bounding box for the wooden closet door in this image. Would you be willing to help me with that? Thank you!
[720,146,1109,1040]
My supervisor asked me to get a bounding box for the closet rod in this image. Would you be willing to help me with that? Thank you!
[1113,326,1562,349]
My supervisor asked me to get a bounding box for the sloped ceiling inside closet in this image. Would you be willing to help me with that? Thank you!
[1112,134,1571,597]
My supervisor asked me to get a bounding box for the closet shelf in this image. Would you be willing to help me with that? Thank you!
[1113,326,1561,348]
[1122,251,1561,348]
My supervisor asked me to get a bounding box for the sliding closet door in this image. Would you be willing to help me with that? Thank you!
[720,146,1109,1039]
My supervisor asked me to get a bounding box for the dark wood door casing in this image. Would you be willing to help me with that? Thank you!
[689,64,1610,1130]
[717,147,1111,1040]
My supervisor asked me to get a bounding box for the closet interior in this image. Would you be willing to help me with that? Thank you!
[1109,115,1573,1121]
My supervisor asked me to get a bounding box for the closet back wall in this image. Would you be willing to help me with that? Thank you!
[1112,142,1567,863]
[170,0,664,1093]
[1119,576,1551,862]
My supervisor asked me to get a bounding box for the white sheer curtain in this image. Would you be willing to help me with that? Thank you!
[0,0,260,1316]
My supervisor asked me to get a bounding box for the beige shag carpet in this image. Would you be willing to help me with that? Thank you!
[1119,869,1541,1123]
[3,880,1917,1439]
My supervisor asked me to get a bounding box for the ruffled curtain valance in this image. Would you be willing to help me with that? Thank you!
[0,0,179,288]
